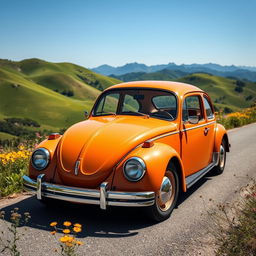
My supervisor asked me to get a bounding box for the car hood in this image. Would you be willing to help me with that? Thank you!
[57,116,177,187]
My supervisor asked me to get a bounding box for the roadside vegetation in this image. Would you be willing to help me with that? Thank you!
[211,179,256,256]
[0,208,83,256]
[216,105,256,129]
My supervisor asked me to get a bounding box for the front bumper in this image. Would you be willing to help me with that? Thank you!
[23,174,155,209]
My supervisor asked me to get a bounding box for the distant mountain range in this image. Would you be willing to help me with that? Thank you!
[92,62,256,82]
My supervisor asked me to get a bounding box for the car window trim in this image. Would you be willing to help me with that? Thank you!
[92,87,178,121]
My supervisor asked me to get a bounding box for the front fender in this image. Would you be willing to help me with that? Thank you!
[111,142,185,192]
[214,123,230,152]
[28,136,62,180]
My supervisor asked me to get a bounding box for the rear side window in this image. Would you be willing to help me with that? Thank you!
[203,96,214,119]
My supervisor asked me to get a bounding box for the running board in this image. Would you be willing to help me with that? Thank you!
[185,152,219,189]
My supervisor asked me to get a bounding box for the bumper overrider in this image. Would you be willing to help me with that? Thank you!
[22,174,155,209]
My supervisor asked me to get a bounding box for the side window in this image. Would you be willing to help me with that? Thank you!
[183,95,204,121]
[122,94,140,112]
[203,96,214,119]
[95,93,119,114]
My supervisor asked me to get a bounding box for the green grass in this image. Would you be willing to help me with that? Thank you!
[0,132,16,140]
[0,58,121,132]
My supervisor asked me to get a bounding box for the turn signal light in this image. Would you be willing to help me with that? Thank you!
[142,141,154,148]
[48,133,61,140]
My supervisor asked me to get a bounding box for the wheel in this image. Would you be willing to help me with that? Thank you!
[212,140,226,175]
[146,163,179,222]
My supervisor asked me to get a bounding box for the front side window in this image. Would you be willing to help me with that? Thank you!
[95,93,119,115]
[182,95,204,122]
[93,89,177,121]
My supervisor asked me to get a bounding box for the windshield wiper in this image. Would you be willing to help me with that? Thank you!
[97,112,117,116]
[123,111,150,118]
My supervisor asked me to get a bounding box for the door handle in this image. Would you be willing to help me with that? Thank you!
[204,127,210,135]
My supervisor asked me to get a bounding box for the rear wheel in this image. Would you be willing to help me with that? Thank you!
[146,163,179,222]
[212,140,226,175]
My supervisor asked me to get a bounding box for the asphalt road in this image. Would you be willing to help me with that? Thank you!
[1,123,256,256]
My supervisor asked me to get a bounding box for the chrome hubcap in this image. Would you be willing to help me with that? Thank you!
[219,145,225,168]
[156,172,175,212]
[159,176,172,205]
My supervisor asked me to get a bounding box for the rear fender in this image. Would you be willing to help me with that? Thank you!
[214,124,230,152]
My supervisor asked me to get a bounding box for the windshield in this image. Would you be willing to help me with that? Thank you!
[93,88,177,121]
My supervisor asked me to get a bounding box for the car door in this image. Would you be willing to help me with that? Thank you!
[202,94,216,164]
[180,93,213,176]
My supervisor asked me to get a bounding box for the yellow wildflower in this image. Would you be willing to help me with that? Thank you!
[74,223,82,228]
[73,226,82,233]
[63,229,70,234]
[50,221,57,227]
[51,231,56,235]
[63,221,72,227]
[60,236,69,243]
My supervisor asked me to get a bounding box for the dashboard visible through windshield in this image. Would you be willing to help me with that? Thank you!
[93,88,177,121]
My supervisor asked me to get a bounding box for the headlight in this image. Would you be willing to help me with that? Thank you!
[31,148,50,170]
[123,157,146,182]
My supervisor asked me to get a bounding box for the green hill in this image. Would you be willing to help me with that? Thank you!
[111,69,256,112]
[0,58,121,136]
[177,73,256,111]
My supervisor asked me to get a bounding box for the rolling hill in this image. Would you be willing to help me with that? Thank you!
[112,71,256,112]
[0,58,121,137]
[1,58,256,140]
[178,73,256,111]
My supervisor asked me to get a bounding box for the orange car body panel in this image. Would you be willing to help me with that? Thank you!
[28,81,228,193]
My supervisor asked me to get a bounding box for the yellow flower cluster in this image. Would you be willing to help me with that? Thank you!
[0,147,31,166]
[227,112,249,119]
[50,221,83,250]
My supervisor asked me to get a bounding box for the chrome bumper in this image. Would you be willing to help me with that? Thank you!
[22,174,155,209]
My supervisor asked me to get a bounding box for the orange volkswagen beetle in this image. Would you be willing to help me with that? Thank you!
[23,81,230,221]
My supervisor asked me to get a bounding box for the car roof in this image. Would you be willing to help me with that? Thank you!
[105,80,203,96]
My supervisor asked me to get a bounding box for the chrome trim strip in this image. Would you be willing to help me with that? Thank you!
[181,121,216,132]
[36,174,45,200]
[147,130,180,142]
[74,160,80,176]
[185,152,219,189]
[23,175,155,208]
[100,182,108,210]
[145,121,216,143]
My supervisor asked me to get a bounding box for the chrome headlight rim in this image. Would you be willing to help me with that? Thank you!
[123,157,146,182]
[31,148,50,171]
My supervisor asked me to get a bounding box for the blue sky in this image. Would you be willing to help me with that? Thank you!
[0,0,255,68]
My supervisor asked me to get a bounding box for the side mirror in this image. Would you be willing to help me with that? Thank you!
[188,116,199,124]
[84,111,88,119]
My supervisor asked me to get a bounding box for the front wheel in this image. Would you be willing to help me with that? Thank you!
[146,163,179,222]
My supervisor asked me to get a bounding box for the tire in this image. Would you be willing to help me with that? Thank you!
[146,163,179,222]
[212,140,226,175]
